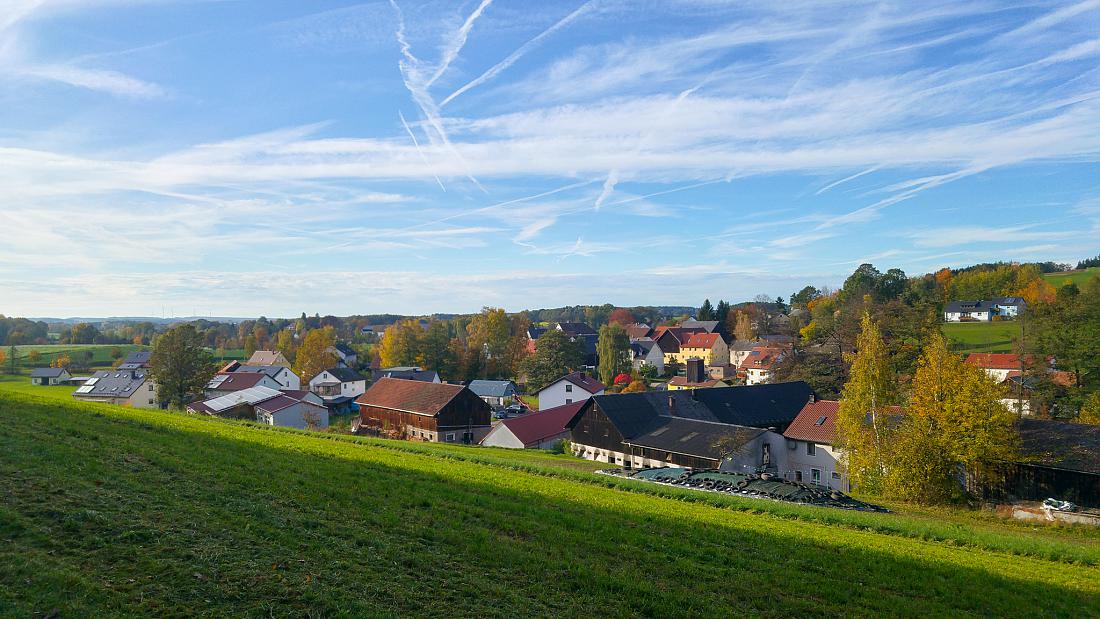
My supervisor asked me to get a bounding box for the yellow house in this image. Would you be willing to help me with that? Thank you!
[675,333,729,367]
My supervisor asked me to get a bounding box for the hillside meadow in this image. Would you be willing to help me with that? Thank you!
[941,321,1021,353]
[1043,266,1100,288]
[1,389,1099,617]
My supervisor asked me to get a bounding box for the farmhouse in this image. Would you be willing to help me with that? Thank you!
[566,381,815,470]
[371,366,441,383]
[308,367,368,414]
[480,401,583,449]
[221,361,301,390]
[205,371,282,398]
[944,297,1027,322]
[355,378,491,444]
[467,379,518,409]
[188,385,329,430]
[72,369,158,408]
[740,346,785,385]
[30,367,71,385]
[629,338,664,375]
[675,332,729,367]
[537,371,606,410]
[246,350,291,368]
[625,323,653,340]
[782,399,848,491]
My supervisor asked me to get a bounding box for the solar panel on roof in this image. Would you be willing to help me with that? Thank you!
[84,377,99,386]
[75,385,94,393]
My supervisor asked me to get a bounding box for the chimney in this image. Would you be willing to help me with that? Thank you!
[687,357,705,383]
[808,393,815,404]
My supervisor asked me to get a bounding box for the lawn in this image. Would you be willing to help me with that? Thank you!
[4,344,147,373]
[1042,267,1100,288]
[1,390,1098,616]
[941,321,1021,353]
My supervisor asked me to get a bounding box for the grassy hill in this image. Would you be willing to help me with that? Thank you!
[1,391,1098,617]
[1043,267,1100,288]
[942,321,1021,353]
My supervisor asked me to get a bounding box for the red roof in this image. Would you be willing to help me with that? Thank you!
[783,399,839,445]
[682,333,721,349]
[964,353,1026,370]
[626,325,652,339]
[355,378,466,416]
[549,371,605,394]
[739,346,783,371]
[495,401,584,446]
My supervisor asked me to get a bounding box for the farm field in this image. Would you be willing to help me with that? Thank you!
[4,344,146,373]
[1043,266,1100,288]
[941,321,1021,353]
[1,390,1098,617]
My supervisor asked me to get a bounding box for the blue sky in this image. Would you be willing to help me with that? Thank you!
[1,0,1098,318]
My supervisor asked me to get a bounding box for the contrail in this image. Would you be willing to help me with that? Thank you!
[427,0,494,87]
[440,0,596,107]
[399,110,446,191]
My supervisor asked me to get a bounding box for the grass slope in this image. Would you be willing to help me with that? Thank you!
[1,393,1099,617]
[942,321,1021,353]
[1043,267,1100,288]
[5,344,147,373]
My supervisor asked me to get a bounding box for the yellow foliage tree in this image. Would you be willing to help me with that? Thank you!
[292,327,337,383]
[1080,392,1100,425]
[621,379,648,393]
[836,312,897,494]
[377,320,422,368]
[51,354,72,370]
[733,311,755,341]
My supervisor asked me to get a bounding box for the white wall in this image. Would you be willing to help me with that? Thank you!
[480,424,526,448]
[272,368,301,390]
[261,402,329,430]
[538,379,602,410]
[782,439,847,491]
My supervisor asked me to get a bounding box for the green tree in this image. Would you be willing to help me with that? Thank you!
[293,327,338,383]
[522,329,586,391]
[697,299,715,321]
[596,323,631,385]
[149,324,216,409]
[836,313,897,494]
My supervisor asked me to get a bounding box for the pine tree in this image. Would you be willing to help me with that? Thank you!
[697,299,714,321]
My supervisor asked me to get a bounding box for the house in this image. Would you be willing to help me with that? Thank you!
[675,332,729,367]
[964,353,1053,383]
[782,398,848,491]
[308,367,368,414]
[666,358,728,390]
[565,381,815,470]
[678,319,720,333]
[740,346,785,385]
[117,351,152,370]
[205,372,283,398]
[728,340,757,367]
[965,418,1100,508]
[371,366,441,383]
[480,401,583,449]
[537,371,606,410]
[72,369,158,408]
[246,350,291,368]
[354,378,491,444]
[467,379,518,410]
[629,338,664,375]
[651,327,708,366]
[328,343,358,368]
[556,322,599,366]
[944,297,1027,322]
[188,385,329,430]
[221,361,301,390]
[30,367,71,386]
[625,323,653,340]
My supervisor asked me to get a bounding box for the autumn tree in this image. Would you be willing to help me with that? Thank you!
[1079,391,1100,425]
[275,330,296,363]
[608,308,636,326]
[27,350,41,365]
[522,329,586,391]
[732,311,755,341]
[149,324,216,409]
[378,320,421,368]
[888,333,1018,503]
[596,323,631,385]
[293,327,338,383]
[836,313,897,494]
[0,348,6,374]
[621,379,648,393]
[51,354,72,370]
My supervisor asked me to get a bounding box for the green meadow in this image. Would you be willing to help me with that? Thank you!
[942,321,1021,353]
[0,387,1098,617]
[1043,267,1100,288]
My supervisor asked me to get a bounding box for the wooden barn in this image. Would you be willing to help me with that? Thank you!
[355,377,491,444]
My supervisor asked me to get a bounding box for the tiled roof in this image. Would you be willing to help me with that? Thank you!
[1018,418,1100,475]
[626,324,653,339]
[371,367,440,383]
[682,332,722,349]
[964,353,1031,370]
[678,319,720,332]
[316,367,366,383]
[547,371,605,394]
[557,322,597,336]
[73,369,148,399]
[355,378,465,416]
[247,351,289,366]
[739,347,783,370]
[495,401,584,446]
[783,399,839,445]
[625,417,764,461]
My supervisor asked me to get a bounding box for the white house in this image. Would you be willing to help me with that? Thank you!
[536,371,605,410]
[31,367,71,386]
[728,340,756,367]
[222,361,301,390]
[205,372,283,398]
[739,347,784,385]
[328,343,358,368]
[629,338,664,375]
[308,367,368,414]
[781,399,848,491]
[188,385,329,430]
[480,401,581,449]
[72,370,159,408]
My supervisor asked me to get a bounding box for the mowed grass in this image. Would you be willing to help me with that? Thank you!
[1,393,1099,617]
[1043,267,1100,288]
[942,321,1021,353]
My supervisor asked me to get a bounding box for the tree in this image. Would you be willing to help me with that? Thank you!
[0,348,6,374]
[732,311,755,341]
[1078,391,1100,425]
[836,313,897,494]
[697,299,715,321]
[714,300,731,334]
[521,329,586,391]
[27,350,41,365]
[51,354,72,370]
[608,308,636,326]
[892,333,1019,503]
[773,349,848,400]
[596,323,631,385]
[378,320,421,368]
[293,327,338,383]
[68,322,101,345]
[790,286,821,309]
[149,324,216,409]
[275,330,296,363]
[622,379,648,393]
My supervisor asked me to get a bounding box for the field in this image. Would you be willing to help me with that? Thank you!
[941,321,1021,353]
[1043,266,1100,288]
[1,388,1099,616]
[4,344,147,373]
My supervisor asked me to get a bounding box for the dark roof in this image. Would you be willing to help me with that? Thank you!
[784,399,840,445]
[495,401,584,445]
[526,326,548,340]
[544,371,605,395]
[371,367,440,383]
[625,417,765,462]
[626,324,653,339]
[72,369,148,399]
[233,364,292,379]
[944,300,994,313]
[1017,418,1100,475]
[333,343,356,355]
[678,319,720,332]
[557,322,596,336]
[316,367,366,383]
[993,297,1027,307]
[355,378,466,416]
[467,380,517,398]
[207,372,273,391]
[122,351,152,367]
[31,367,67,378]
[630,339,658,357]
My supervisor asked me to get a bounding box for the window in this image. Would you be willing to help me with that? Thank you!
[795,470,803,482]
[148,385,154,391]
[565,384,573,393]
[446,433,455,442]
[806,442,816,456]
[566,398,572,404]
[811,469,821,484]
[831,472,841,480]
